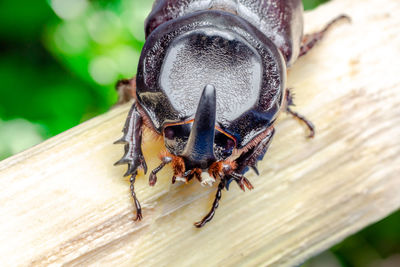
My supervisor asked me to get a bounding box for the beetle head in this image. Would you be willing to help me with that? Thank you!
[163,84,236,170]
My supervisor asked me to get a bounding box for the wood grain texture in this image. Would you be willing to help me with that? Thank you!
[1,0,399,266]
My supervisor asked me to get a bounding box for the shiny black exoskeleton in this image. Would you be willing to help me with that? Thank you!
[115,0,349,227]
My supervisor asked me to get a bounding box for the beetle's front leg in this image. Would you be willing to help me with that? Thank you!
[236,128,275,175]
[285,88,315,138]
[114,103,147,221]
[226,127,275,191]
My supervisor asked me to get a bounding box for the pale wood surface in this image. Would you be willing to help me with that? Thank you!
[1,0,400,266]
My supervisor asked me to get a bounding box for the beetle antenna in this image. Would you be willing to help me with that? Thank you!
[149,156,172,186]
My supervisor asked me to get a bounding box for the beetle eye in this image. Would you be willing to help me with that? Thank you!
[163,124,192,155]
[164,126,175,139]
[214,131,236,160]
[225,138,235,151]
[163,124,191,140]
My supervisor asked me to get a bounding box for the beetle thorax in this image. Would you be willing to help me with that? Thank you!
[160,29,262,126]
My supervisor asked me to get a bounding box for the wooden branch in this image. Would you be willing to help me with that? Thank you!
[1,0,399,265]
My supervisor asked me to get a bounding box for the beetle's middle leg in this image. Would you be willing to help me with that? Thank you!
[299,15,350,57]
[285,89,315,138]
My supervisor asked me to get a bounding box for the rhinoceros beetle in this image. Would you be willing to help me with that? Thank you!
[115,0,349,227]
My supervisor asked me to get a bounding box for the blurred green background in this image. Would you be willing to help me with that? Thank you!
[0,0,398,266]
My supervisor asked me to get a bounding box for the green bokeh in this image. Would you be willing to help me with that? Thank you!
[303,0,330,10]
[0,1,398,266]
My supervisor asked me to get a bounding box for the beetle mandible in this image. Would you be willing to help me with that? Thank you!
[115,0,349,227]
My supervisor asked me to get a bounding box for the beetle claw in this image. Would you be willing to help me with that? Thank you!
[134,209,143,221]
[242,177,254,190]
[238,183,246,192]
[230,172,254,192]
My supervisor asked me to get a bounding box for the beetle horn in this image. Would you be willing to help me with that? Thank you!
[182,84,217,168]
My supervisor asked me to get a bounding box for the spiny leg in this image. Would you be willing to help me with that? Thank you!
[236,127,274,174]
[114,103,147,220]
[300,15,350,57]
[224,127,275,191]
[149,156,172,186]
[194,179,226,228]
[285,89,315,138]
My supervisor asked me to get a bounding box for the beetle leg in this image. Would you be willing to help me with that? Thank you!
[115,78,136,105]
[225,128,275,190]
[300,15,350,57]
[285,89,315,138]
[237,128,275,174]
[129,173,142,221]
[114,103,147,220]
[194,179,226,228]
